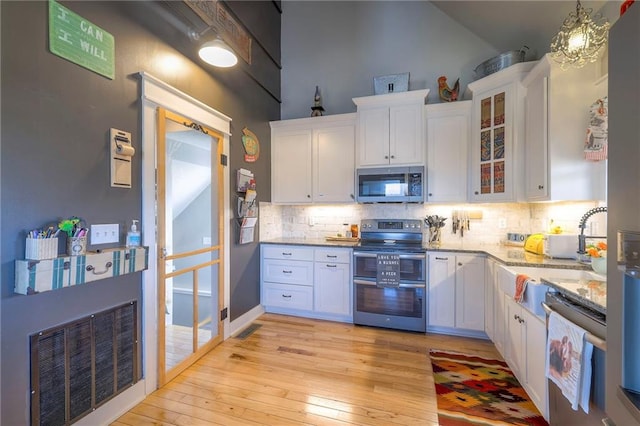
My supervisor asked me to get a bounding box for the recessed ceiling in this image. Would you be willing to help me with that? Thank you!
[430,1,611,60]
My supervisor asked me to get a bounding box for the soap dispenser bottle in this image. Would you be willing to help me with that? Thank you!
[126,220,141,248]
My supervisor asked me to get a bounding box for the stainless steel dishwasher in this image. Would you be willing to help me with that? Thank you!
[543,292,608,425]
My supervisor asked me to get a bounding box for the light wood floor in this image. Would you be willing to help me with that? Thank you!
[113,313,500,426]
[165,323,213,370]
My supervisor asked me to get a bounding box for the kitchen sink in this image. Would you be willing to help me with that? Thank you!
[497,265,601,317]
[511,266,604,282]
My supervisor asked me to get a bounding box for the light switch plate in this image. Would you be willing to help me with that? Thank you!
[91,224,120,245]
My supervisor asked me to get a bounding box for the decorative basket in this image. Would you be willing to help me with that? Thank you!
[25,238,59,260]
[474,50,526,79]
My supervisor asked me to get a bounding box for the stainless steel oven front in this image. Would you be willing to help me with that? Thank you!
[353,250,426,332]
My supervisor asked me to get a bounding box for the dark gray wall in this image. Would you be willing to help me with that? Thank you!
[280,1,498,119]
[0,1,280,423]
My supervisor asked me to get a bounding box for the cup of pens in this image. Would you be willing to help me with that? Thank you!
[59,216,87,256]
[67,236,87,256]
[25,228,59,260]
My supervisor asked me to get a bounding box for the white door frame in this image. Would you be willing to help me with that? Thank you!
[139,72,232,394]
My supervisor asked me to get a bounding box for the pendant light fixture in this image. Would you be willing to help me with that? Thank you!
[198,37,238,68]
[550,0,610,69]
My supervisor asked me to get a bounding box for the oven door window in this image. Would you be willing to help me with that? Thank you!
[353,255,424,282]
[355,284,424,318]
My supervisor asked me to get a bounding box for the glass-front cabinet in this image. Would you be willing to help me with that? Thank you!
[468,62,534,202]
[479,89,508,197]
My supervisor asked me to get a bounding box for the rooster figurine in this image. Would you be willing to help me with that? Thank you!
[438,76,460,102]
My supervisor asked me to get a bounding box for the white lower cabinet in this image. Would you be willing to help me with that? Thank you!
[484,257,497,341]
[261,245,352,322]
[314,249,351,317]
[427,252,485,337]
[503,291,548,419]
[263,282,313,310]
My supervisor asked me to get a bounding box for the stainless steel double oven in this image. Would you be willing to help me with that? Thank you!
[353,219,426,332]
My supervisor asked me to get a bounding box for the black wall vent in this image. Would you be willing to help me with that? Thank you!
[30,301,139,426]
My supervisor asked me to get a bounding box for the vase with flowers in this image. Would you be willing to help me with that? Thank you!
[586,241,607,275]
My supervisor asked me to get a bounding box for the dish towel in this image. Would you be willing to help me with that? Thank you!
[514,274,529,303]
[584,97,608,161]
[546,311,594,413]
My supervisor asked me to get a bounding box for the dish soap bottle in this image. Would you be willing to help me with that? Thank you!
[126,220,141,248]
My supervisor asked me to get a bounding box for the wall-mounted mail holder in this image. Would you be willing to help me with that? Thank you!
[235,168,258,245]
[110,128,135,188]
[15,246,148,295]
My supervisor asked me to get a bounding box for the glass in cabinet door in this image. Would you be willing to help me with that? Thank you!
[478,92,507,195]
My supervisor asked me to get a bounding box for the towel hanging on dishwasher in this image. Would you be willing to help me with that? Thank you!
[546,311,594,413]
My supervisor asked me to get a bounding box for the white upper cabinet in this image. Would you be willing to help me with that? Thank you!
[270,114,356,204]
[467,62,535,202]
[425,101,471,202]
[523,54,607,201]
[353,90,429,167]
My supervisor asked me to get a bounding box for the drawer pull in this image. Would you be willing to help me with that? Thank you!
[282,294,292,298]
[326,264,337,268]
[86,261,113,275]
[282,252,292,256]
[435,257,448,261]
[326,255,337,258]
[282,270,292,274]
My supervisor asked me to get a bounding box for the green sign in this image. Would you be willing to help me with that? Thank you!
[48,0,115,80]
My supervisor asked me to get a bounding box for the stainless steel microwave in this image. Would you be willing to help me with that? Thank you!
[356,166,425,203]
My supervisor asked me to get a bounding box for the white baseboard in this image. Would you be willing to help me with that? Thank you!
[74,380,146,426]
[227,304,265,338]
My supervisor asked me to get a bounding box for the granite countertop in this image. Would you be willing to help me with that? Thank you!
[261,237,360,248]
[260,238,588,270]
[541,276,607,315]
[262,237,605,313]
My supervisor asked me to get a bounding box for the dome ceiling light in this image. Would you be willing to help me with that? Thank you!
[198,37,238,68]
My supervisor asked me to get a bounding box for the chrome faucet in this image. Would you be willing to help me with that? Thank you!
[577,206,607,255]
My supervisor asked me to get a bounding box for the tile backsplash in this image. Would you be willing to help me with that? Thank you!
[259,200,607,246]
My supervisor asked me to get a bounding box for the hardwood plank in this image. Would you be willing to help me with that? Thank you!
[113,313,500,425]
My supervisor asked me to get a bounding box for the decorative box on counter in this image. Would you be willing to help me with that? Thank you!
[15,247,148,295]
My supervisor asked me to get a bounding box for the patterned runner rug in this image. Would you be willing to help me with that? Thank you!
[429,349,548,426]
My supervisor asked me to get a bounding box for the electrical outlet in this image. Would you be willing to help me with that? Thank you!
[91,224,119,245]
[498,218,507,229]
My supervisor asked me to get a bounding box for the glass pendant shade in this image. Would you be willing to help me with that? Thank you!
[198,38,238,68]
[550,0,609,69]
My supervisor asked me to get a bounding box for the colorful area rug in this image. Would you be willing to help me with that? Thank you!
[429,350,548,426]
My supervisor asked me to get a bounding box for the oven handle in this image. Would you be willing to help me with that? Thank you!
[541,302,607,352]
[354,278,425,289]
[353,252,426,260]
